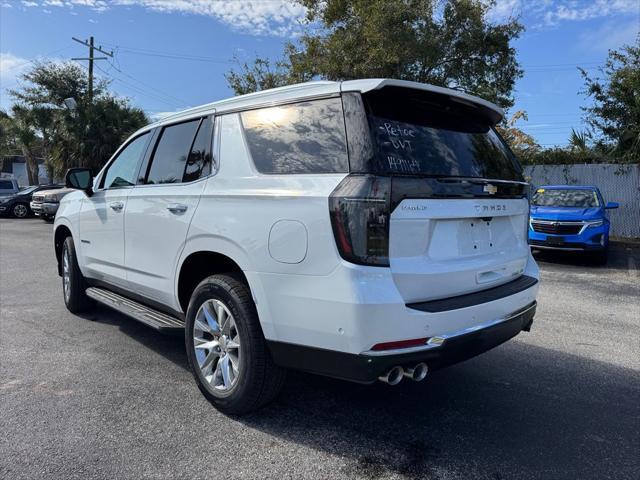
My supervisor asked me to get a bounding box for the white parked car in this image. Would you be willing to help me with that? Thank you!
[54,79,539,414]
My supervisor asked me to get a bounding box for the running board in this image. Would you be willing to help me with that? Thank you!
[85,287,184,332]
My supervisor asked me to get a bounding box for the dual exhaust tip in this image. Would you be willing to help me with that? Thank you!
[378,363,429,385]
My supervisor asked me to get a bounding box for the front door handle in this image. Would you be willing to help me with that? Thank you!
[109,201,124,212]
[167,203,188,214]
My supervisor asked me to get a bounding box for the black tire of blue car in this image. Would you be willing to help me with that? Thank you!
[11,202,30,218]
[62,236,95,313]
[592,248,609,266]
[185,274,286,415]
[42,214,54,223]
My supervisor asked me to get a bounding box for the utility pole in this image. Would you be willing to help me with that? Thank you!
[71,36,113,102]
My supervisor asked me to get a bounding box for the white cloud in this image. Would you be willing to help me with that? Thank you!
[113,0,308,36]
[0,52,30,87]
[20,0,308,36]
[487,0,522,22]
[488,0,639,25]
[543,0,639,25]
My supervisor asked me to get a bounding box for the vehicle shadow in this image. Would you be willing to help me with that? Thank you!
[532,241,640,272]
[89,306,640,479]
[79,305,190,370]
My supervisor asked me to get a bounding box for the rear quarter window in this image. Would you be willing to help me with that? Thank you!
[240,97,348,174]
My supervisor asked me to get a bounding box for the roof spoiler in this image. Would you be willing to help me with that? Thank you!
[342,79,504,125]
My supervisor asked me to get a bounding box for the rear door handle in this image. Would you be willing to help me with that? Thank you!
[109,201,124,212]
[167,203,188,214]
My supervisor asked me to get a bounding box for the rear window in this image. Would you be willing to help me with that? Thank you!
[350,88,522,180]
[240,97,348,174]
[532,189,599,207]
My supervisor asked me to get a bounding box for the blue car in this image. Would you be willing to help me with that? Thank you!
[528,185,619,263]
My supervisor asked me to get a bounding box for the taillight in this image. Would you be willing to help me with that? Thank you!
[329,174,391,266]
[371,337,429,351]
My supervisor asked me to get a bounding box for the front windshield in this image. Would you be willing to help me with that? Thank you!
[532,188,599,207]
[19,186,38,194]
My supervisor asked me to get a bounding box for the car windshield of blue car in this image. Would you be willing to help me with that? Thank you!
[532,189,599,207]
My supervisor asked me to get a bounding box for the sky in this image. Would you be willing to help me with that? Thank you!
[0,0,638,148]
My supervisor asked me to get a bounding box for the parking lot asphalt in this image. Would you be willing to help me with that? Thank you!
[1,218,639,480]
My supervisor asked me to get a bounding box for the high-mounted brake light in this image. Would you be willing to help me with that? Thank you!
[329,175,391,267]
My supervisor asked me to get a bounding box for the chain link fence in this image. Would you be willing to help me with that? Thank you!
[524,163,640,239]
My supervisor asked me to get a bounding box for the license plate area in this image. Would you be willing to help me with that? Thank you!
[546,236,565,245]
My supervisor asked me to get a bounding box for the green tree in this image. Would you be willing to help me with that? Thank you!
[580,37,640,162]
[226,53,311,96]
[226,0,523,109]
[9,61,148,180]
[496,110,540,163]
[0,110,19,159]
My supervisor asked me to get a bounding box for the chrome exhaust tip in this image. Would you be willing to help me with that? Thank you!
[403,363,429,382]
[378,366,404,385]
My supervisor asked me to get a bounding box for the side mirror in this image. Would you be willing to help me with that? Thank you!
[65,168,93,196]
[605,202,619,209]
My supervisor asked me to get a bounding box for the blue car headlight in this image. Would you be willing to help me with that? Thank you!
[585,219,604,228]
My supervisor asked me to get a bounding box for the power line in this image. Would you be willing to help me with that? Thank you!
[92,63,183,109]
[522,61,603,68]
[101,43,232,64]
[71,36,113,101]
[104,59,188,106]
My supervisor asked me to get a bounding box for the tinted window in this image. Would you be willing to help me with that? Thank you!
[103,133,150,189]
[241,98,348,174]
[362,87,522,180]
[532,189,600,207]
[183,117,214,183]
[146,120,200,184]
[0,180,14,189]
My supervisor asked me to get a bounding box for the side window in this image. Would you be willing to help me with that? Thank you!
[0,180,13,189]
[102,132,150,189]
[145,119,200,184]
[183,117,214,183]
[240,97,348,174]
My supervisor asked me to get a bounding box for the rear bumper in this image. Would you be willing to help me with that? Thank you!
[268,301,536,383]
[251,250,539,380]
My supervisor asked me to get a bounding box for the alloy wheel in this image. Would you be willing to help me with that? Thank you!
[62,247,71,303]
[13,204,28,218]
[193,299,241,392]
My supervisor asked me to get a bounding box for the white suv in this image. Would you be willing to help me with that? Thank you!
[54,79,539,414]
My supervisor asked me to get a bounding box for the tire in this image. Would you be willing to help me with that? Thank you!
[185,274,286,415]
[592,248,608,266]
[11,202,29,218]
[42,214,54,223]
[61,236,94,313]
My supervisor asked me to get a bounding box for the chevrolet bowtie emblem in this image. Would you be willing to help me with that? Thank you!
[483,184,498,195]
